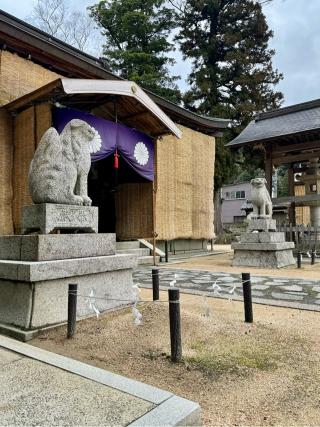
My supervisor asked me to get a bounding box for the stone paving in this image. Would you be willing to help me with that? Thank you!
[0,336,200,426]
[133,266,320,310]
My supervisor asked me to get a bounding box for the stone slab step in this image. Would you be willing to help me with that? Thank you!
[117,248,150,257]
[116,241,141,250]
[138,256,160,265]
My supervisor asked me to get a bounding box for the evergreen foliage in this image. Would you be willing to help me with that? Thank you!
[176,0,283,189]
[89,0,182,103]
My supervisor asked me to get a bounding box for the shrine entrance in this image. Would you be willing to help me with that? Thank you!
[88,155,150,234]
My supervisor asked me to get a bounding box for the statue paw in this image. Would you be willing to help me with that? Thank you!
[82,196,92,206]
[72,195,84,205]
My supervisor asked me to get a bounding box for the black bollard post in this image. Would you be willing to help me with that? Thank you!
[165,241,169,263]
[297,251,302,269]
[311,249,316,265]
[67,284,78,338]
[241,273,253,323]
[168,288,182,362]
[152,268,159,301]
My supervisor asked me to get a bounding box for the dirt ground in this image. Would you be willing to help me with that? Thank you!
[172,249,320,280]
[32,289,320,426]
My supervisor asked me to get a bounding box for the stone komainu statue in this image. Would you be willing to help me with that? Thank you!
[250,178,273,219]
[29,119,101,206]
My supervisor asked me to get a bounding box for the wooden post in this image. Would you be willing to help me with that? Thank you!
[67,284,78,338]
[152,268,159,301]
[288,165,296,225]
[265,150,273,196]
[241,273,253,323]
[152,138,158,266]
[168,288,182,362]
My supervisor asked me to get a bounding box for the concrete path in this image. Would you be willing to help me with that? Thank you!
[134,266,320,311]
[0,335,200,426]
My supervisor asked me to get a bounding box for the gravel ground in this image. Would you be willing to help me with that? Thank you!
[32,290,320,426]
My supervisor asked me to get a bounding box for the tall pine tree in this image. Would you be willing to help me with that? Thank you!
[175,0,283,188]
[89,0,181,103]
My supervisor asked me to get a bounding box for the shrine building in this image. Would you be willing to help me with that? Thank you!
[0,10,229,258]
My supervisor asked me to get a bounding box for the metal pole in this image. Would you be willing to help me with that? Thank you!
[165,240,169,263]
[152,268,159,301]
[241,273,253,323]
[168,288,182,362]
[67,284,78,338]
[297,251,302,269]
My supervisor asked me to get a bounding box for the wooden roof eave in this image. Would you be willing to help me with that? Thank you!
[3,78,182,139]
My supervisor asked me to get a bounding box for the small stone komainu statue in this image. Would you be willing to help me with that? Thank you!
[29,119,101,206]
[250,177,273,219]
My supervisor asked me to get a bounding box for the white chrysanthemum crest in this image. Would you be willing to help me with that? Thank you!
[88,126,102,154]
[134,141,149,165]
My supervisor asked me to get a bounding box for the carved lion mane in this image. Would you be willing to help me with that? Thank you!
[29,119,101,206]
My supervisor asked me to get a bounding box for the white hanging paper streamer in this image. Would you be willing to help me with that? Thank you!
[85,289,100,318]
[169,273,178,287]
[132,283,141,302]
[211,279,222,296]
[228,284,237,302]
[132,302,142,326]
[202,295,211,318]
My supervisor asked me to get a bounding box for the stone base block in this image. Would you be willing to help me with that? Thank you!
[232,241,294,251]
[0,234,115,261]
[22,204,98,234]
[0,254,137,336]
[240,232,285,244]
[232,249,295,268]
[248,219,277,232]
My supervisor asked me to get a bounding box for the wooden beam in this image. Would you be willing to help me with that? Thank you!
[272,194,320,206]
[273,140,320,154]
[273,150,320,166]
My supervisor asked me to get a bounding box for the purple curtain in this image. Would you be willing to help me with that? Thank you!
[52,107,154,181]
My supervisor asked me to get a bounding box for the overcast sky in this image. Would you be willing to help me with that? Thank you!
[1,0,319,106]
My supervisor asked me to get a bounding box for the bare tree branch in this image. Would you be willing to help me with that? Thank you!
[26,0,103,56]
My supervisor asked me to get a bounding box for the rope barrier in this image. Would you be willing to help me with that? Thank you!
[68,293,181,304]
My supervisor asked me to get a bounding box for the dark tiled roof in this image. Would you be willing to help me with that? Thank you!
[227,99,320,147]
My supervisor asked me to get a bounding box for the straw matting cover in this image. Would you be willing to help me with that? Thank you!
[295,184,310,225]
[116,183,153,239]
[156,125,215,240]
[0,109,14,234]
[0,50,59,106]
[12,107,36,233]
[35,103,52,146]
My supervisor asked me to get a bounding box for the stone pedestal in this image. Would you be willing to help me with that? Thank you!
[22,204,98,234]
[0,231,137,341]
[0,252,136,334]
[232,219,295,268]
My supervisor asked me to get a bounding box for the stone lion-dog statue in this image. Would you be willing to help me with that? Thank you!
[29,119,101,206]
[250,177,272,218]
